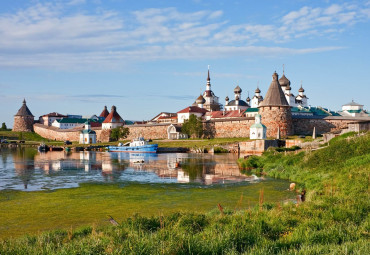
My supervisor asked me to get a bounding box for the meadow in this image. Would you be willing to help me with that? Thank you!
[0,132,369,254]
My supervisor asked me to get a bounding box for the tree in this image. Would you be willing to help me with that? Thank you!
[0,122,7,130]
[182,114,203,138]
[110,126,130,141]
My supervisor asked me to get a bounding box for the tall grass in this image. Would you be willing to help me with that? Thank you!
[0,132,369,254]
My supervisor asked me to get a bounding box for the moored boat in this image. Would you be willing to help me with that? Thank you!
[107,137,158,153]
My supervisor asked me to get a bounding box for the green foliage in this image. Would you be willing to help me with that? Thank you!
[181,114,203,138]
[0,131,49,143]
[0,122,7,130]
[238,155,262,171]
[213,146,229,153]
[275,145,301,152]
[110,126,130,141]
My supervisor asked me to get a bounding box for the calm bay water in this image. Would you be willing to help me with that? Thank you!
[0,147,286,191]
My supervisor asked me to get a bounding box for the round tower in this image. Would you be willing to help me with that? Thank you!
[258,72,293,137]
[13,99,34,132]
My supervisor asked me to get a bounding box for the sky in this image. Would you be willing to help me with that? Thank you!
[0,0,369,127]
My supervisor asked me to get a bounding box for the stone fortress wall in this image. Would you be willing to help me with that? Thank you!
[34,124,108,142]
[33,116,363,142]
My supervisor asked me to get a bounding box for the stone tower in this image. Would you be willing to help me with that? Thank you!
[258,72,293,137]
[13,99,34,132]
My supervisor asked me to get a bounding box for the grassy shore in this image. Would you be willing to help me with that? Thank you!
[0,132,368,254]
[153,137,249,148]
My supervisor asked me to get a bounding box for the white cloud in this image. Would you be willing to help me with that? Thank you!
[324,4,342,15]
[0,2,367,70]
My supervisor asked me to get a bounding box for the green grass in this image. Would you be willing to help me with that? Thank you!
[0,132,369,254]
[0,131,48,142]
[0,181,293,239]
[153,137,249,148]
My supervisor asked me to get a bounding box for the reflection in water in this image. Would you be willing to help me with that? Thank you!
[0,148,259,191]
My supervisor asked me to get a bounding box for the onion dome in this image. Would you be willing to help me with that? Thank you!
[235,95,240,100]
[225,96,229,101]
[196,95,206,104]
[246,96,250,102]
[234,85,242,94]
[255,87,261,93]
[298,85,304,93]
[279,73,291,87]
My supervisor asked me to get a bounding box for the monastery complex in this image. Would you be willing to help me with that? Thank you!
[12,68,370,143]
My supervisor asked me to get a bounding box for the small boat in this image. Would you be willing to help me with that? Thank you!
[38,143,49,152]
[107,137,158,153]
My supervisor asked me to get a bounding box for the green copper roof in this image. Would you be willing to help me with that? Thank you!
[346,110,362,113]
[250,123,266,129]
[245,108,259,112]
[57,118,102,124]
[81,129,96,134]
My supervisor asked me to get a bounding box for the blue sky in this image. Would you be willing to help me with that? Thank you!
[0,0,369,126]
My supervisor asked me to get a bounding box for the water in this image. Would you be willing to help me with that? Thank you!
[0,147,275,191]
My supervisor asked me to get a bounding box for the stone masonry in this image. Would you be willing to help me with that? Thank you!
[13,116,34,132]
[260,106,293,137]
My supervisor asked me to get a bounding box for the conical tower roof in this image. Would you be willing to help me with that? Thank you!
[103,106,124,123]
[15,99,34,117]
[99,105,110,118]
[259,72,289,107]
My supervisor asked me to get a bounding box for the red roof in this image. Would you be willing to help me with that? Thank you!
[157,115,178,120]
[206,110,245,119]
[90,122,102,128]
[177,106,208,114]
[103,106,124,123]
[99,106,109,118]
[42,112,67,117]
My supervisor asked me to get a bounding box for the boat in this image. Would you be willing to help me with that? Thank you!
[107,137,158,153]
[38,143,49,152]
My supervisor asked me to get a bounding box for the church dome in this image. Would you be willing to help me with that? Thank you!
[279,74,290,87]
[234,85,242,94]
[196,95,206,104]
[255,87,261,93]
[225,96,229,101]
[246,96,250,102]
[298,85,305,92]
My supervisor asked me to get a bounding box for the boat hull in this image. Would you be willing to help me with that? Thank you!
[108,144,158,153]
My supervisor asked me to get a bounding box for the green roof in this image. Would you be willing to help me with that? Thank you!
[346,110,362,113]
[291,107,310,113]
[250,123,266,129]
[57,118,102,124]
[245,108,259,112]
[81,129,96,134]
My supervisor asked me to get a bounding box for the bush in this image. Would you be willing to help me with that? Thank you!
[182,114,203,138]
[110,127,130,141]
[213,146,229,153]
[0,122,8,130]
